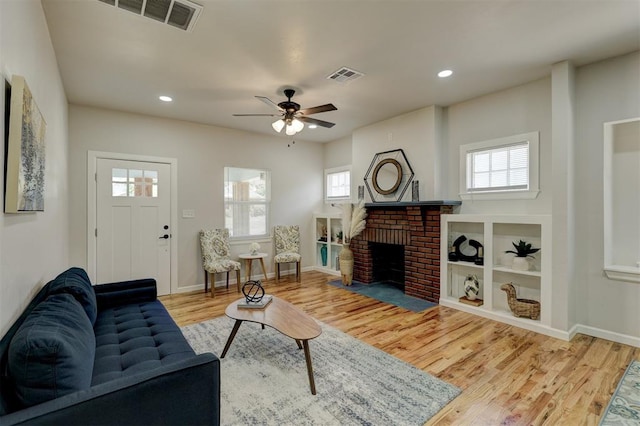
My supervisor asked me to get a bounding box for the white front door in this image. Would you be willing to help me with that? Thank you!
[96,158,172,295]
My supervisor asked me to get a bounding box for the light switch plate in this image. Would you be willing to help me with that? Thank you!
[182,209,195,218]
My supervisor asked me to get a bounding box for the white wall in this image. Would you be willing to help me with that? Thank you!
[323,135,352,170]
[352,106,442,202]
[68,105,324,292]
[445,77,552,214]
[0,1,69,335]
[575,51,640,338]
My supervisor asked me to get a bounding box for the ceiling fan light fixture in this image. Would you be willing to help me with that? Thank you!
[272,119,285,132]
[291,118,304,132]
[285,124,297,136]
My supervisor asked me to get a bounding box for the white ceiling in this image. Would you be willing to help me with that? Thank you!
[41,0,640,143]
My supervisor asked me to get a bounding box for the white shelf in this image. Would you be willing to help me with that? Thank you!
[493,265,541,277]
[447,260,484,270]
[441,214,556,338]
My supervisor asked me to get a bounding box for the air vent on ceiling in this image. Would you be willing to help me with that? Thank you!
[98,0,202,32]
[326,67,365,84]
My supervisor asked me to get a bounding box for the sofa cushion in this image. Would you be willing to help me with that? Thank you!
[46,267,97,325]
[92,300,195,385]
[8,293,96,409]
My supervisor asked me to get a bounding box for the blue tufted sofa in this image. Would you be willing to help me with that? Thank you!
[0,268,220,425]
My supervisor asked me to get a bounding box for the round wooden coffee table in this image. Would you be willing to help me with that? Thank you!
[221,296,322,394]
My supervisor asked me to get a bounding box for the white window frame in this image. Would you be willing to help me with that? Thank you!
[459,132,540,200]
[324,166,351,202]
[224,167,271,240]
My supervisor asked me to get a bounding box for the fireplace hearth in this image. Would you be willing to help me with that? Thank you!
[350,201,460,303]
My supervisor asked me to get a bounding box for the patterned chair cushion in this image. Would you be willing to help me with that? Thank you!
[199,229,241,273]
[206,259,241,273]
[274,225,300,263]
[274,252,302,263]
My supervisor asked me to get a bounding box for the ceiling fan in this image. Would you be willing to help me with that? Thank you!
[233,89,337,136]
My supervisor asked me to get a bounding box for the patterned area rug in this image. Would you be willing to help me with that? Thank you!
[182,316,460,425]
[600,360,640,425]
[328,280,437,312]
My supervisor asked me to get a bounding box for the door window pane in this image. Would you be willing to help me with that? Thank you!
[112,168,159,197]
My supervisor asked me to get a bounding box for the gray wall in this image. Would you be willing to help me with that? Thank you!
[0,1,70,335]
[575,52,640,337]
[324,50,640,342]
[69,105,324,292]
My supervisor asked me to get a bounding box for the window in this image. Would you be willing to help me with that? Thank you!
[224,167,270,238]
[460,132,539,200]
[112,168,158,197]
[325,166,351,201]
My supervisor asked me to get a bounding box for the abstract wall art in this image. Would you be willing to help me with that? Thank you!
[4,74,46,213]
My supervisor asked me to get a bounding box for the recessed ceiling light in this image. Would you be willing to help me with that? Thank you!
[308,124,318,129]
[438,69,453,78]
[159,95,173,102]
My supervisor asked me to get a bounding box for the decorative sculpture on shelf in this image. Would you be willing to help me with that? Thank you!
[500,283,540,320]
[450,235,483,263]
[464,275,480,300]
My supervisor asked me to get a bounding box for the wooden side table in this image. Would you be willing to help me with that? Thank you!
[238,252,268,282]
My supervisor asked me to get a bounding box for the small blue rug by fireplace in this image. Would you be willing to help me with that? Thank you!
[328,279,437,312]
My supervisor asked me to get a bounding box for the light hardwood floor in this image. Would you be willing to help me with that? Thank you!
[160,271,639,425]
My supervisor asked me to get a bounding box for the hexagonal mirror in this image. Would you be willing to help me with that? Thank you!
[364,149,414,202]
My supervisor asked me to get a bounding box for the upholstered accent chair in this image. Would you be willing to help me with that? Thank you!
[274,225,301,282]
[199,229,241,297]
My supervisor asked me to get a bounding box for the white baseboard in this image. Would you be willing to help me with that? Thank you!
[174,266,314,294]
[573,324,640,348]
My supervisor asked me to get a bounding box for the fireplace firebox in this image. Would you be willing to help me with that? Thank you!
[370,242,405,290]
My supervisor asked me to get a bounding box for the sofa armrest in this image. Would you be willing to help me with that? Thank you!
[1,353,220,426]
[94,278,158,310]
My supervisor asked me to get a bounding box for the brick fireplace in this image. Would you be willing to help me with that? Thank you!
[350,202,459,303]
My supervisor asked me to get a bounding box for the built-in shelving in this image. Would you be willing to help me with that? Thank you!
[440,214,561,338]
[312,213,342,275]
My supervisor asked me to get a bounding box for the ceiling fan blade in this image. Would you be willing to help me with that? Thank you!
[299,116,335,128]
[232,113,280,117]
[298,103,337,115]
[255,96,283,111]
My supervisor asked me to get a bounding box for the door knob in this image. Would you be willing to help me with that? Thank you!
[159,234,169,239]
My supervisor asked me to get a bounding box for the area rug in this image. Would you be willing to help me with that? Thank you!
[600,360,640,425]
[182,316,460,425]
[328,279,437,313]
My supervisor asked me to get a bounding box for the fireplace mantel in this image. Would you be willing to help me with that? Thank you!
[365,200,461,208]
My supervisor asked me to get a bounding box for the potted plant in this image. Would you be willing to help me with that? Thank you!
[335,231,343,244]
[505,240,539,271]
